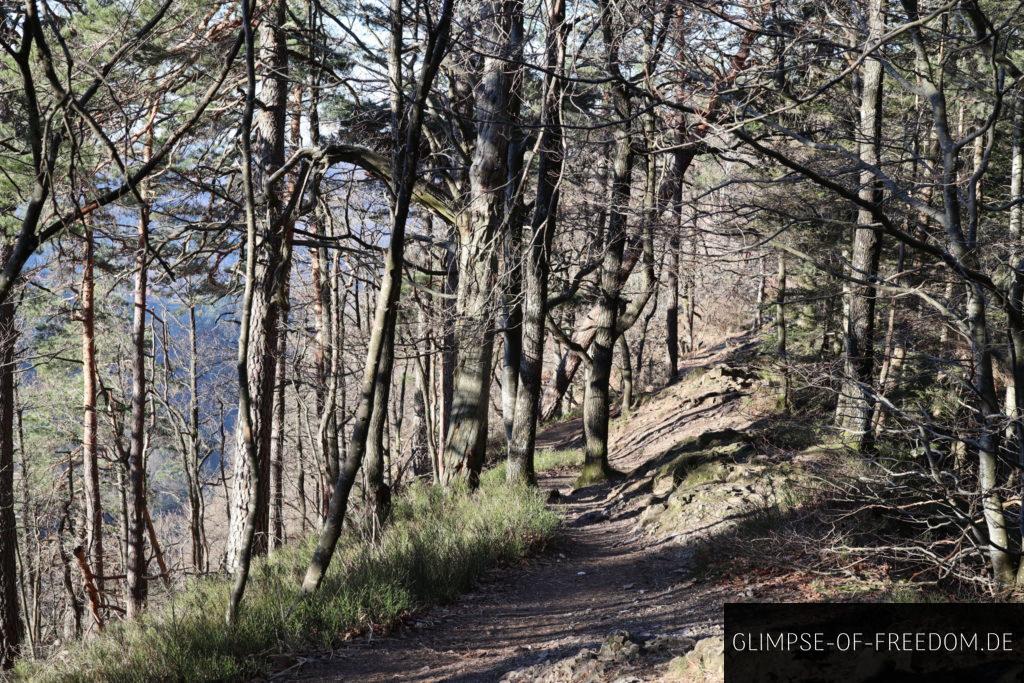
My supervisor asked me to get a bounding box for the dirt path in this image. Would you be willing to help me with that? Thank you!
[280,341,758,682]
[282,474,720,682]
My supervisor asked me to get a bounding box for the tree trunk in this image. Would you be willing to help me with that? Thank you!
[618,333,633,417]
[835,0,884,448]
[500,32,527,448]
[966,283,1014,583]
[226,0,292,623]
[227,0,290,574]
[186,307,206,571]
[581,134,632,482]
[80,220,104,598]
[0,245,20,668]
[302,0,453,592]
[365,325,395,527]
[411,354,432,478]
[268,319,288,551]
[753,256,765,330]
[777,252,790,413]
[666,226,680,379]
[440,230,458,454]
[506,0,566,485]
[442,242,499,486]
[581,6,633,482]
[71,546,103,631]
[125,164,152,621]
[1005,98,1024,454]
[441,0,516,487]
[872,244,907,437]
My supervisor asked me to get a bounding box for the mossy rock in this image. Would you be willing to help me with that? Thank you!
[654,441,753,494]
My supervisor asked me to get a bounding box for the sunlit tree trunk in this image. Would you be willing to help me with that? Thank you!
[302,0,453,592]
[126,106,158,619]
[80,220,103,598]
[227,0,290,572]
[581,0,633,482]
[442,0,516,486]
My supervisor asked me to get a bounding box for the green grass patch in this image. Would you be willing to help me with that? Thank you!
[575,460,624,487]
[21,480,559,682]
[481,448,582,486]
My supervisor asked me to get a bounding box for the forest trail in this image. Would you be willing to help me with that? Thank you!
[282,338,766,682]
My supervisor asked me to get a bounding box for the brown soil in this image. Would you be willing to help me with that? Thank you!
[277,338,770,682]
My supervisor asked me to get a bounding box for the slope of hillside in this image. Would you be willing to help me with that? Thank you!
[284,336,829,682]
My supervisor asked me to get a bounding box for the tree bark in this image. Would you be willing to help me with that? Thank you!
[506,0,566,485]
[581,1,634,482]
[0,244,20,668]
[666,224,680,379]
[835,0,885,448]
[777,252,790,413]
[617,333,633,417]
[186,307,206,571]
[440,230,458,457]
[80,220,104,598]
[71,546,103,632]
[125,109,157,618]
[753,256,765,330]
[365,325,395,527]
[441,0,517,487]
[227,0,290,573]
[268,321,288,551]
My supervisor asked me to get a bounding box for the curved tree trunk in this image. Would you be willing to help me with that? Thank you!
[302,0,453,592]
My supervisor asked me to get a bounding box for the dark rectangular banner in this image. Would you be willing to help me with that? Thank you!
[724,602,1024,682]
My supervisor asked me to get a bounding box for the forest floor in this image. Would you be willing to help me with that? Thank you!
[278,337,832,682]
